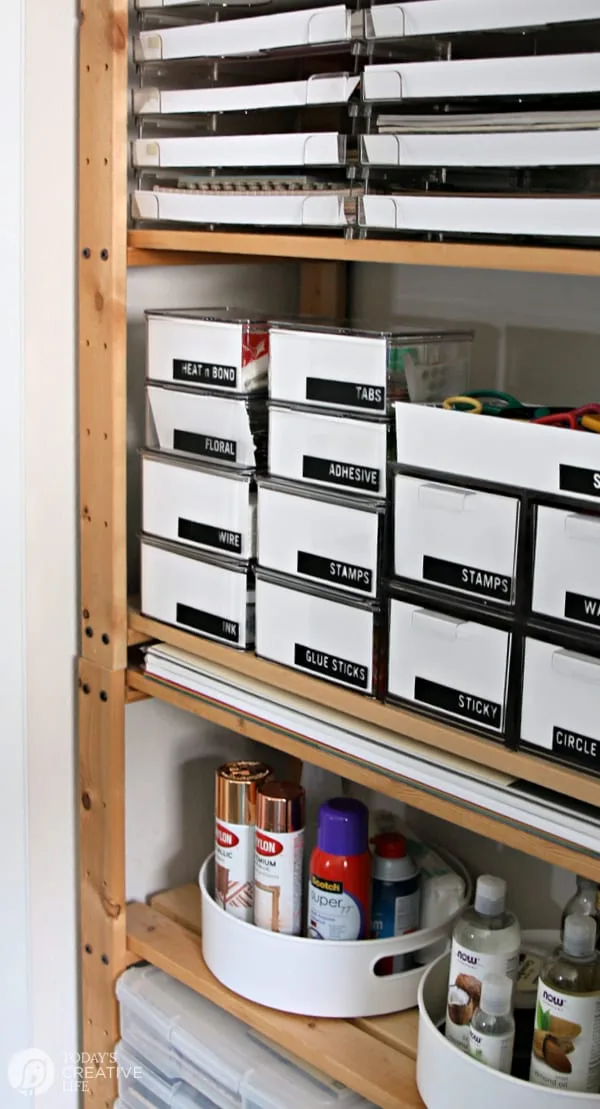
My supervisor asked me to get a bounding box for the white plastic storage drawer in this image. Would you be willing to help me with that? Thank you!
[257,478,385,598]
[141,537,254,648]
[520,636,600,772]
[142,453,256,560]
[256,571,381,694]
[393,473,520,605]
[268,404,387,498]
[146,310,269,394]
[532,505,600,630]
[147,385,266,469]
[388,597,511,733]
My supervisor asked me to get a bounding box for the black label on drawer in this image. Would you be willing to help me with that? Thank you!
[415,678,502,728]
[306,378,385,412]
[173,429,237,462]
[564,591,600,627]
[294,643,369,690]
[297,551,372,593]
[178,518,242,553]
[559,465,600,498]
[173,359,237,388]
[302,455,380,493]
[423,556,511,601]
[552,726,600,769]
[176,602,239,643]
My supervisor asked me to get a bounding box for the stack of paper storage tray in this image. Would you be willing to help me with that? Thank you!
[115,965,377,1109]
[357,0,600,242]
[131,0,364,231]
[255,319,472,696]
[141,308,266,649]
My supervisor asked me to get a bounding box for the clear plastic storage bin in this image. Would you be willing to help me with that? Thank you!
[115,1042,215,1109]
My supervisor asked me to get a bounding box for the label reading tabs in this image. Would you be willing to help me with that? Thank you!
[415,677,503,729]
[294,643,369,690]
[176,602,240,643]
[173,359,237,388]
[302,455,380,493]
[178,518,242,554]
[173,429,237,462]
[297,551,372,593]
[423,556,512,601]
[552,726,600,770]
[564,591,600,628]
[559,465,600,499]
[305,378,385,412]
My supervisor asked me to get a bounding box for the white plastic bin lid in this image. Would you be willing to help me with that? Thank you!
[115,1041,215,1109]
[242,1039,377,1109]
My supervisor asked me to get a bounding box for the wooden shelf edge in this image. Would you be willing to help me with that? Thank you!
[127,608,600,811]
[127,230,600,276]
[126,898,422,1109]
[127,667,600,882]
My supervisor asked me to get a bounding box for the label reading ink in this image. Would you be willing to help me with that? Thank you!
[297,551,372,593]
[415,678,502,729]
[552,726,600,770]
[178,518,242,553]
[423,556,511,601]
[176,602,240,643]
[173,359,237,388]
[559,465,600,499]
[302,455,380,492]
[173,430,237,462]
[305,378,385,412]
[564,591,600,628]
[294,644,369,690]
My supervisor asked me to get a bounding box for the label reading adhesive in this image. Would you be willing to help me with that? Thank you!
[297,551,373,593]
[173,429,237,462]
[176,602,240,643]
[302,455,380,493]
[423,556,512,601]
[415,677,503,729]
[173,359,237,388]
[559,465,600,499]
[552,726,600,770]
[305,378,385,412]
[178,518,242,553]
[564,591,600,628]
[294,643,369,690]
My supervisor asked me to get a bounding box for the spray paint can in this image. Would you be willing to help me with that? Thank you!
[307,798,371,940]
[254,782,305,935]
[215,760,271,921]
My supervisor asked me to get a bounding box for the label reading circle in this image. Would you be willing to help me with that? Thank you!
[552,726,600,769]
[415,677,502,728]
[294,643,369,690]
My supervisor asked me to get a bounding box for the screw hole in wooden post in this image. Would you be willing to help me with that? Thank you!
[82,247,90,258]
[85,626,93,638]
[82,684,91,695]
[101,954,110,966]
[82,792,92,810]
[99,690,108,702]
[85,944,92,954]
[102,634,110,645]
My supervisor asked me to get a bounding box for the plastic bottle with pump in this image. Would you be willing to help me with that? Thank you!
[468,974,515,1074]
[561,877,600,949]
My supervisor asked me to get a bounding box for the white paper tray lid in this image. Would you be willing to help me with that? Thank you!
[133,188,351,228]
[365,0,600,40]
[134,75,360,115]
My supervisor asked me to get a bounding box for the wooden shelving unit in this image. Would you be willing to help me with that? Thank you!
[80,6,600,1108]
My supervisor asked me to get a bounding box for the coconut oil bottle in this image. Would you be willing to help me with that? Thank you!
[445,875,521,1051]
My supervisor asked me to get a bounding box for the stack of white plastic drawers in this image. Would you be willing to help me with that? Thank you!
[131,0,363,233]
[141,309,269,649]
[358,0,600,241]
[115,965,377,1109]
[255,320,473,695]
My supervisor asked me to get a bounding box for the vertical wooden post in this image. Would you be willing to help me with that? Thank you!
[299,261,348,318]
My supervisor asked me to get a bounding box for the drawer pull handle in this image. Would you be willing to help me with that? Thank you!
[411,609,468,642]
[564,513,600,543]
[551,648,600,686]
[417,483,475,513]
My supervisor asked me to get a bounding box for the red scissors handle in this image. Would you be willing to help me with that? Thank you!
[533,404,600,429]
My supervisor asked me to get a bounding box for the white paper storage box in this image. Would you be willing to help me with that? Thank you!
[393,471,521,606]
[387,593,511,734]
[360,194,600,239]
[520,634,600,772]
[142,453,256,560]
[147,384,267,470]
[134,75,360,117]
[359,128,600,169]
[133,133,347,170]
[395,402,600,503]
[257,478,385,598]
[532,504,600,631]
[146,310,269,393]
[269,322,472,410]
[268,404,388,498]
[132,187,354,230]
[141,536,254,648]
[364,0,600,39]
[256,570,383,694]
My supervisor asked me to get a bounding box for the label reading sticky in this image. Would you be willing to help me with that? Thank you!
[176,602,240,643]
[297,551,372,593]
[552,726,600,770]
[564,591,600,627]
[173,429,237,462]
[305,378,385,412]
[294,644,369,690]
[423,556,512,601]
[302,455,380,492]
[173,359,237,388]
[415,677,502,729]
[178,518,242,553]
[559,464,600,498]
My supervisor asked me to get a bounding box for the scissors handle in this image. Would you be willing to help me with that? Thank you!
[442,395,483,414]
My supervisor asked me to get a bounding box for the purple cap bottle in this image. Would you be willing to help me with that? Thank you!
[317,798,369,857]
[308,798,371,940]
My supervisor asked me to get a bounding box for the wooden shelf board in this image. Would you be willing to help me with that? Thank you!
[127,667,600,882]
[127,892,422,1109]
[127,230,600,276]
[127,608,600,811]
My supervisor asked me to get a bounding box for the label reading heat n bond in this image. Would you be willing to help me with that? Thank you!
[173,359,237,388]
[215,820,254,922]
[308,875,364,940]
